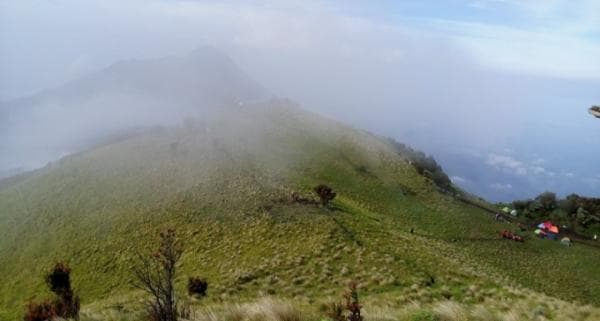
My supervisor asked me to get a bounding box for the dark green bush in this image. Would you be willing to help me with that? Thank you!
[187,277,208,297]
[314,184,336,206]
[46,262,71,295]
[24,262,80,321]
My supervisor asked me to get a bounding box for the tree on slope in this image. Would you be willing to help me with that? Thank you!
[132,229,183,321]
[314,184,337,207]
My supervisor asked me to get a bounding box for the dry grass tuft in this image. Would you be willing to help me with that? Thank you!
[469,305,498,321]
[191,297,302,321]
[433,301,467,321]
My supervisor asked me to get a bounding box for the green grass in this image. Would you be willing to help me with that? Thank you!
[1,100,599,319]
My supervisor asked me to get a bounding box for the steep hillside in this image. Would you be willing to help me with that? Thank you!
[1,100,599,320]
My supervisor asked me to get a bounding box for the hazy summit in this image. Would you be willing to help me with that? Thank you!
[0,47,267,172]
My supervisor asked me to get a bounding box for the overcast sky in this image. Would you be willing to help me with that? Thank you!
[1,0,599,200]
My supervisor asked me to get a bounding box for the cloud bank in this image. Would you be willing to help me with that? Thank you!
[1,0,599,200]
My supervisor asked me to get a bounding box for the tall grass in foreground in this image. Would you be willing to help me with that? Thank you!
[186,298,302,321]
[80,295,600,321]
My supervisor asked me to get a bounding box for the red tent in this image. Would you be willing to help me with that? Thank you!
[537,221,559,236]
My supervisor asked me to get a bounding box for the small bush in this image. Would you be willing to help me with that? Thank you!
[344,282,363,321]
[45,262,71,295]
[187,277,208,297]
[53,291,80,319]
[25,262,80,320]
[45,262,79,319]
[325,302,345,321]
[325,282,363,321]
[23,300,57,321]
[314,184,336,206]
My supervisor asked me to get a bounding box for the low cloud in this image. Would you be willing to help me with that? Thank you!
[530,166,546,175]
[486,154,527,176]
[485,153,565,179]
[451,176,468,184]
[490,183,513,191]
[0,0,598,200]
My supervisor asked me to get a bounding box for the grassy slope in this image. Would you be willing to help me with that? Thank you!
[0,100,599,319]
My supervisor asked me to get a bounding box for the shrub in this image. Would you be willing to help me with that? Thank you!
[23,300,57,321]
[53,291,80,319]
[325,282,363,321]
[25,262,80,320]
[325,302,345,321]
[344,282,363,321]
[536,191,557,211]
[46,262,79,318]
[187,277,208,297]
[46,262,72,295]
[512,200,529,211]
[559,194,579,214]
[314,184,336,206]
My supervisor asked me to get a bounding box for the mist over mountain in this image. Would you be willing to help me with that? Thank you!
[2,2,600,320]
[0,47,267,173]
[1,44,598,202]
[2,1,599,202]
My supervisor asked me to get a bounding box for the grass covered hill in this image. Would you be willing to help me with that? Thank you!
[1,99,599,320]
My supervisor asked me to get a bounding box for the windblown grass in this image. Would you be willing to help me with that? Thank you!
[79,292,600,321]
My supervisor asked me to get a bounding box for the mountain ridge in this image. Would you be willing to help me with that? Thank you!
[1,50,599,320]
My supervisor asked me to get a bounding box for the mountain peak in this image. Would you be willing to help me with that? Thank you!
[0,48,267,171]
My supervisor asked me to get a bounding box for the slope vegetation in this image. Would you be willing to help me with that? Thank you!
[1,100,599,319]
